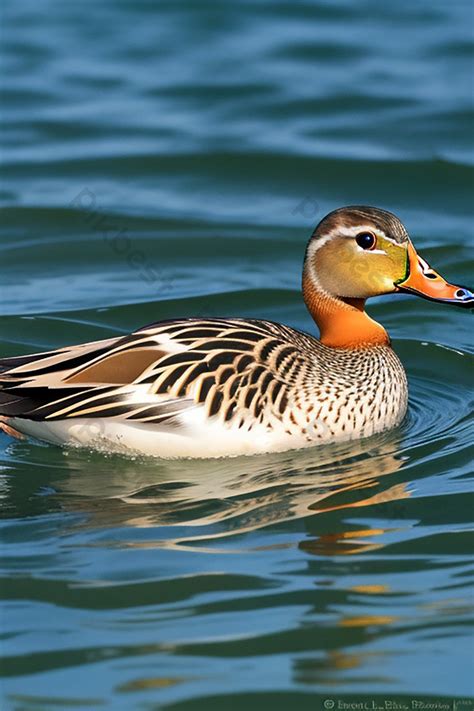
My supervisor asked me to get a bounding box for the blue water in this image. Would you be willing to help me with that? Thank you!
[1,1,473,708]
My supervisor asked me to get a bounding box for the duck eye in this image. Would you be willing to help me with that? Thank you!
[355,232,376,250]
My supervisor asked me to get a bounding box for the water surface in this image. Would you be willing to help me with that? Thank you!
[1,0,473,708]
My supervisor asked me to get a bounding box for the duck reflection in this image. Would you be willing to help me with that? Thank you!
[26,428,412,552]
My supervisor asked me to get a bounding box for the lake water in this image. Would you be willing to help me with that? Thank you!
[1,0,473,708]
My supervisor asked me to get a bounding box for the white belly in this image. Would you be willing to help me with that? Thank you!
[9,414,312,458]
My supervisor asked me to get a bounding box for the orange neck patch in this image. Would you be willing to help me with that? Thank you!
[302,272,389,348]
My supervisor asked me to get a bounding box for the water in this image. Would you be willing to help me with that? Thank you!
[1,0,473,707]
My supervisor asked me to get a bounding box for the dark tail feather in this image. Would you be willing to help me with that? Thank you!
[0,351,55,373]
[0,390,38,417]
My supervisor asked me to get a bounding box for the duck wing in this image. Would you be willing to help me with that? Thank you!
[0,318,310,430]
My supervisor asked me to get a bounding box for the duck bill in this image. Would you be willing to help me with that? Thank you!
[395,241,473,308]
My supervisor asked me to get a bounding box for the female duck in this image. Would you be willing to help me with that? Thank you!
[0,206,471,458]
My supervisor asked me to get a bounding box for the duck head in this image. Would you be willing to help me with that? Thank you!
[303,206,472,348]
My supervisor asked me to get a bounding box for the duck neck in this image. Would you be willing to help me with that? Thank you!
[302,271,390,349]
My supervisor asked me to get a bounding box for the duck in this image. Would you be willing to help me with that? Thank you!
[0,206,471,458]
